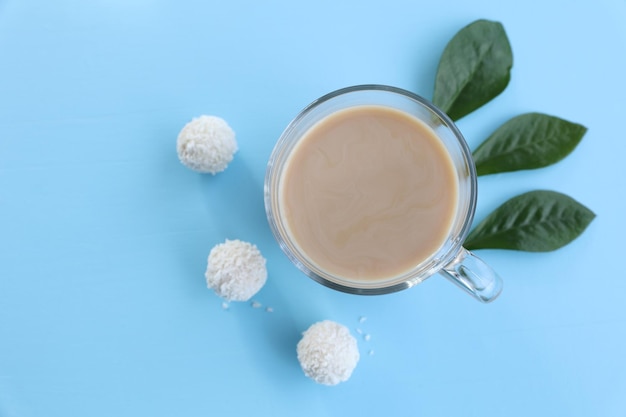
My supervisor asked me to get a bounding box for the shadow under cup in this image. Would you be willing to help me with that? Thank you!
[264,85,502,303]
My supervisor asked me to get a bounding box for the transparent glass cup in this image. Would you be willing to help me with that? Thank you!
[264,85,503,303]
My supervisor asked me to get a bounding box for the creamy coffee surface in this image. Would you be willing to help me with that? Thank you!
[279,105,458,282]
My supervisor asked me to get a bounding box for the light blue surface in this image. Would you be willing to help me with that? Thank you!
[1,1,625,416]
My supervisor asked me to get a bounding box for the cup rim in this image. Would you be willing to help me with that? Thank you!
[264,84,477,295]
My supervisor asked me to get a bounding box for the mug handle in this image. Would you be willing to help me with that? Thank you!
[439,248,503,303]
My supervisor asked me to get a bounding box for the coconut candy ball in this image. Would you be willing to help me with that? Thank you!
[296,320,360,386]
[176,115,238,174]
[205,239,267,302]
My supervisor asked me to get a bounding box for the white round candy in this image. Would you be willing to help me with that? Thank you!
[296,320,360,385]
[177,115,237,174]
[205,239,267,302]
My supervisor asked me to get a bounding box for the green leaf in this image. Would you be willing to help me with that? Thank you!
[473,113,587,176]
[433,19,513,121]
[464,190,595,252]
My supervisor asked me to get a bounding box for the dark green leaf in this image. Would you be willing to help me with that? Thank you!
[473,113,587,176]
[433,19,513,121]
[464,190,595,251]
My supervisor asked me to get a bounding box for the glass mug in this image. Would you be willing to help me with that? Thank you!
[264,85,503,303]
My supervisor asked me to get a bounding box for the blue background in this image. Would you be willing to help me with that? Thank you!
[1,1,624,416]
